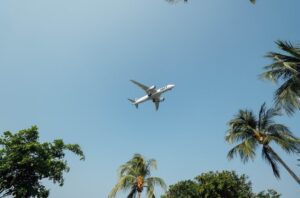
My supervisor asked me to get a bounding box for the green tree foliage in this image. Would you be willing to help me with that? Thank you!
[0,126,85,198]
[225,103,300,184]
[194,171,253,198]
[161,180,199,198]
[162,171,280,198]
[256,189,281,198]
[261,41,300,115]
[109,153,167,198]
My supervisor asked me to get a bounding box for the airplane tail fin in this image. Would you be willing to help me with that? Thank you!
[128,99,138,109]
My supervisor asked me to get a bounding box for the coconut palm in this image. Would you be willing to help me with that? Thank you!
[225,103,300,184]
[109,154,167,198]
[261,40,300,115]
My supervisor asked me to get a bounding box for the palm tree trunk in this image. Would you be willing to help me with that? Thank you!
[266,145,300,185]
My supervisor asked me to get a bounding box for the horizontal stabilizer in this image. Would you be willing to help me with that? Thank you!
[128,99,138,109]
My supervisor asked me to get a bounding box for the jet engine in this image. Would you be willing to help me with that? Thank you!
[147,85,156,92]
[159,97,165,102]
[152,97,164,103]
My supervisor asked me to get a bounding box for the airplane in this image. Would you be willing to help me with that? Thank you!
[128,80,175,110]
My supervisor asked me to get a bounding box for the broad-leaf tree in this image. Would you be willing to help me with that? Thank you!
[261,41,300,115]
[226,103,300,184]
[0,126,85,198]
[162,170,280,198]
[161,180,199,198]
[109,153,167,198]
[194,171,253,198]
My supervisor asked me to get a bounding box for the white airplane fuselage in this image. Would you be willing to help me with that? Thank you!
[133,84,175,105]
[128,80,175,110]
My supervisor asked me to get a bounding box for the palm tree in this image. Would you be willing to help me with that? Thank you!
[109,154,167,198]
[261,40,300,115]
[225,103,300,184]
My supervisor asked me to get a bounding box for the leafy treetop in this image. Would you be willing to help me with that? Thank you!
[162,170,281,198]
[0,126,85,198]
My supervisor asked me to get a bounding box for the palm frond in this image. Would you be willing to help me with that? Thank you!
[141,159,156,178]
[261,40,300,115]
[260,65,297,83]
[274,77,300,115]
[258,103,281,132]
[146,159,157,171]
[265,105,281,118]
[276,40,300,59]
[109,175,136,198]
[145,177,167,198]
[227,137,258,163]
[266,125,300,153]
[266,124,291,136]
[127,186,137,198]
[265,53,300,67]
[262,146,280,178]
[146,184,155,198]
[258,102,267,126]
[226,109,257,143]
[146,177,167,191]
[119,164,130,177]
[232,110,257,129]
[258,102,268,131]
[225,131,253,144]
[261,53,299,83]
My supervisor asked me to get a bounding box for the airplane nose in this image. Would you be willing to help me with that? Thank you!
[170,84,175,89]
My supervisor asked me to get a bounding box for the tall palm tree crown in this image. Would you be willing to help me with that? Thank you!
[225,103,300,184]
[109,154,167,198]
[261,40,300,115]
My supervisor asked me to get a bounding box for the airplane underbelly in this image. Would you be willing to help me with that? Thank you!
[151,91,165,98]
[137,96,150,103]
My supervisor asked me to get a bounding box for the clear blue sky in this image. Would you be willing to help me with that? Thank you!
[1,0,300,197]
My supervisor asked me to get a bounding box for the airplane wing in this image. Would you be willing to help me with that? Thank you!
[130,80,156,95]
[152,94,161,111]
[130,80,149,92]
